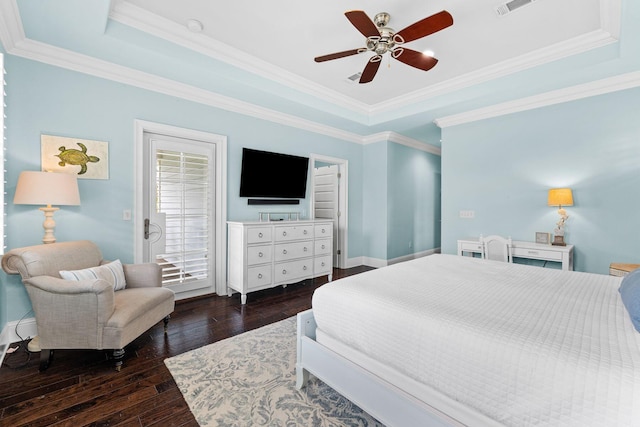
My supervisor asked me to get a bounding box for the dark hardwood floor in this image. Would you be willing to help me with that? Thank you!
[0,266,372,427]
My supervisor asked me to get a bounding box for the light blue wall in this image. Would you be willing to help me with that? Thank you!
[1,55,370,322]
[388,144,441,259]
[362,141,442,261]
[441,87,640,274]
[1,54,440,326]
[362,142,389,260]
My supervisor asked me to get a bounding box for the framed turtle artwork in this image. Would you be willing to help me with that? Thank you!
[41,134,109,179]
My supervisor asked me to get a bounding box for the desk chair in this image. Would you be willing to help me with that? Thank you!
[481,235,513,263]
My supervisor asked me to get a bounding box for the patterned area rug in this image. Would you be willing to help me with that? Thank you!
[165,316,383,426]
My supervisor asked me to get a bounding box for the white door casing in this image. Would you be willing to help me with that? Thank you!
[134,120,227,299]
[314,165,340,267]
[310,154,348,269]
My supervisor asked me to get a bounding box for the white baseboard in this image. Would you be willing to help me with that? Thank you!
[347,248,441,269]
[387,248,441,266]
[0,317,38,346]
[0,317,37,368]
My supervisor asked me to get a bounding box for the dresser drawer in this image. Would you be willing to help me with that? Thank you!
[274,225,313,242]
[512,247,562,261]
[247,245,272,265]
[247,227,272,244]
[274,241,312,261]
[315,224,332,239]
[315,239,331,256]
[247,265,272,290]
[275,259,312,283]
[315,255,332,275]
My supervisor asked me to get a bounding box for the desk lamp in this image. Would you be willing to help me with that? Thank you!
[14,171,81,244]
[547,188,573,246]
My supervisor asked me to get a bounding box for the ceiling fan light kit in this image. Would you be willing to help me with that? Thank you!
[315,10,453,84]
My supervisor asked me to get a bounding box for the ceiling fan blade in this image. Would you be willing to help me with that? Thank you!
[314,48,365,62]
[345,10,380,38]
[393,10,453,44]
[359,55,382,84]
[392,48,438,72]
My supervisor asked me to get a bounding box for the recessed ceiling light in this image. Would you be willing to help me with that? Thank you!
[422,49,435,57]
[186,19,203,33]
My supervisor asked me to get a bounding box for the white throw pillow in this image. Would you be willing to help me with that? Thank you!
[59,259,127,291]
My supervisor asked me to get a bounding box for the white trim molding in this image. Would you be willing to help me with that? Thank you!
[133,120,228,297]
[363,132,442,155]
[108,0,621,120]
[0,0,624,151]
[434,71,640,128]
[0,316,37,347]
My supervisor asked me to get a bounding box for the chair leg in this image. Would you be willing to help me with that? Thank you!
[163,315,170,334]
[112,348,125,371]
[39,349,54,372]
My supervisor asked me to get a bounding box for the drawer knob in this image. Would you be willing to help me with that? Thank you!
[303,266,307,271]
[258,232,263,238]
[321,262,325,267]
[282,269,287,275]
[258,273,263,279]
[303,230,308,235]
[258,252,263,257]
[282,231,287,236]
[322,229,326,233]
[321,244,325,249]
[283,249,288,254]
[304,247,308,252]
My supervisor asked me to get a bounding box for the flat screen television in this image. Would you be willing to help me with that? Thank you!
[239,148,309,199]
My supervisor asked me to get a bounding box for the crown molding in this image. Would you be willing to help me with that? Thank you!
[3,32,438,155]
[0,0,24,52]
[369,29,618,118]
[434,70,640,128]
[362,132,442,155]
[110,1,620,121]
[109,1,371,118]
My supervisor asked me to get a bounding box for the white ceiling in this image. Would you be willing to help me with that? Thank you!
[117,0,605,106]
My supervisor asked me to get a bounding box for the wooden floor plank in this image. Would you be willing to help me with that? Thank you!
[0,266,372,426]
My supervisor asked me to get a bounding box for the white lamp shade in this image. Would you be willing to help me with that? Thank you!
[14,171,81,206]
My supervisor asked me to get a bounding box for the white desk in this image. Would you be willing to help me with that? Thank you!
[457,238,574,271]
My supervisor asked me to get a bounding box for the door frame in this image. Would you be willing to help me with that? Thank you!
[133,120,227,298]
[309,154,348,269]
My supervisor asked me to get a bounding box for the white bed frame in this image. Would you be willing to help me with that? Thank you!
[296,309,503,427]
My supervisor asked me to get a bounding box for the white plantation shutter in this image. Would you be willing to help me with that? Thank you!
[155,149,210,286]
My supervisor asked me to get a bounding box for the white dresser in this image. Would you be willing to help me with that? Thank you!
[227,220,333,304]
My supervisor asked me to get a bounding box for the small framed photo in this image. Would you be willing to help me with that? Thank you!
[535,232,551,245]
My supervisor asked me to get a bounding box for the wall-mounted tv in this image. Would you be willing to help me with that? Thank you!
[239,148,309,199]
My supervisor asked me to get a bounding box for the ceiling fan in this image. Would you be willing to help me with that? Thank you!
[314,10,453,84]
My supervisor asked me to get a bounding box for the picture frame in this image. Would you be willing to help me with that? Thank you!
[41,134,109,180]
[535,232,551,245]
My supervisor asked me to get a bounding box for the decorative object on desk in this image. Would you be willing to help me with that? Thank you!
[41,134,108,179]
[13,171,81,244]
[548,188,573,246]
[535,232,551,245]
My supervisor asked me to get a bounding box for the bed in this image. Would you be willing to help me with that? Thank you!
[295,254,640,426]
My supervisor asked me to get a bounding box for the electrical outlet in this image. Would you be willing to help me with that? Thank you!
[122,209,132,221]
[459,210,475,219]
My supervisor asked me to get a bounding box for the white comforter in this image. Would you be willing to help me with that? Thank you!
[312,254,640,426]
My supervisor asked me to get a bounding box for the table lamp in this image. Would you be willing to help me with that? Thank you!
[547,188,573,246]
[14,171,81,244]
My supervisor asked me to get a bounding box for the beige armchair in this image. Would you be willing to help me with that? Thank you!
[1,240,175,371]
